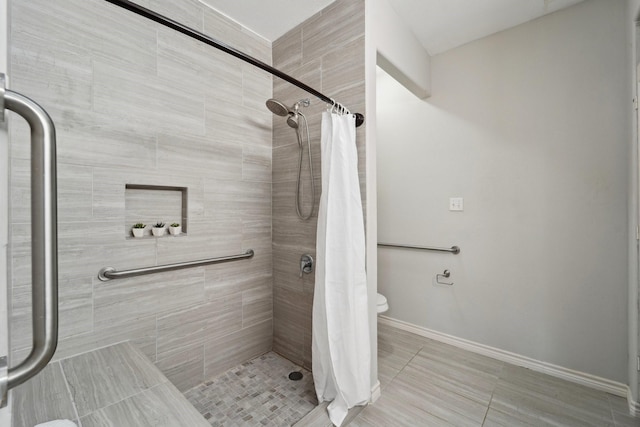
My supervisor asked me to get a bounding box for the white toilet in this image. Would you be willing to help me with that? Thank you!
[377,293,389,314]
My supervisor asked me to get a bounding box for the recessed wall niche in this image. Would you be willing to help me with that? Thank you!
[124,184,188,238]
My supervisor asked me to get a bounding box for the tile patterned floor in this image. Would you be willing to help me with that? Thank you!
[351,321,640,427]
[184,352,318,427]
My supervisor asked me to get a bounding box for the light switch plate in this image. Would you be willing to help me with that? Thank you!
[449,197,463,211]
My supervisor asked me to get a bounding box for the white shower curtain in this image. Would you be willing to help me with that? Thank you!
[312,111,371,427]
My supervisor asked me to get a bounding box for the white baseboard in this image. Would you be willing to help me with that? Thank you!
[370,380,381,404]
[378,316,628,399]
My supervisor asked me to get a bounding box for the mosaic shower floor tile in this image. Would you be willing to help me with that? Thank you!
[184,352,318,427]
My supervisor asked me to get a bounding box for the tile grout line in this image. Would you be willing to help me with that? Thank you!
[480,366,503,426]
[606,393,617,427]
[385,342,425,387]
[411,342,504,425]
[83,382,170,422]
[58,361,82,426]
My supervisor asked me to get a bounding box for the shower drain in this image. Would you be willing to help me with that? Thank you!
[288,371,303,381]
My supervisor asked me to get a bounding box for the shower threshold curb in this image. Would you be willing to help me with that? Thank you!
[293,401,365,427]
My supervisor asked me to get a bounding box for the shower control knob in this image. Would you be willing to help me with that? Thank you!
[300,254,314,277]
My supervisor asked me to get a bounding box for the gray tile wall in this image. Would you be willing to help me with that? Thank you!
[271,0,367,369]
[9,0,272,391]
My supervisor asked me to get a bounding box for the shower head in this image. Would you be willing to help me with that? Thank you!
[267,98,309,129]
[287,113,299,129]
[265,98,290,117]
[287,102,300,128]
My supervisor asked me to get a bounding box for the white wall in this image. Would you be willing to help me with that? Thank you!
[377,0,629,383]
[372,0,431,98]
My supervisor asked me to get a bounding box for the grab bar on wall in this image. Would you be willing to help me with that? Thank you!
[0,73,59,407]
[378,243,460,254]
[98,250,255,281]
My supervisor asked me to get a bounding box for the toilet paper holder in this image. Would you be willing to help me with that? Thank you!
[436,269,453,286]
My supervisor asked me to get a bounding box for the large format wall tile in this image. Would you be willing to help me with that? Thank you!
[204,319,273,378]
[273,286,312,366]
[94,268,206,330]
[272,144,304,183]
[242,284,273,327]
[272,0,366,369]
[204,179,272,222]
[147,0,205,32]
[79,0,159,74]
[243,67,274,113]
[10,0,273,390]
[243,143,272,182]
[11,276,93,353]
[273,243,315,293]
[157,133,243,181]
[51,314,159,362]
[321,36,366,95]
[204,258,272,299]
[55,116,159,170]
[10,221,158,287]
[11,160,93,223]
[301,0,365,64]
[272,27,303,74]
[155,345,205,392]
[10,36,93,114]
[202,7,271,66]
[156,219,243,264]
[156,294,242,360]
[93,61,206,136]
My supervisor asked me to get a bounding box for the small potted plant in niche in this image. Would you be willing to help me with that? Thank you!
[169,222,181,236]
[132,223,146,238]
[151,222,166,237]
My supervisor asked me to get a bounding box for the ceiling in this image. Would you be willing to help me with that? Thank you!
[199,0,584,54]
[386,0,585,55]
[198,0,336,41]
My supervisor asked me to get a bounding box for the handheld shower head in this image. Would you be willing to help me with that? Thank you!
[287,113,299,129]
[266,98,311,117]
[265,98,290,117]
[266,98,309,129]
[267,99,314,219]
[287,102,300,128]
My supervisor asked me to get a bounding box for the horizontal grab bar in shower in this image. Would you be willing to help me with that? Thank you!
[377,243,460,254]
[97,250,255,281]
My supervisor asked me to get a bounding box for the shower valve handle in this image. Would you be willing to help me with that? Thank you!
[300,254,314,277]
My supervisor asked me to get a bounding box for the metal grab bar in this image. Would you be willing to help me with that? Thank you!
[378,243,460,255]
[0,73,59,407]
[98,250,255,281]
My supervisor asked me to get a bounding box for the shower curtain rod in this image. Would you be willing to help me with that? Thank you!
[103,0,365,127]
